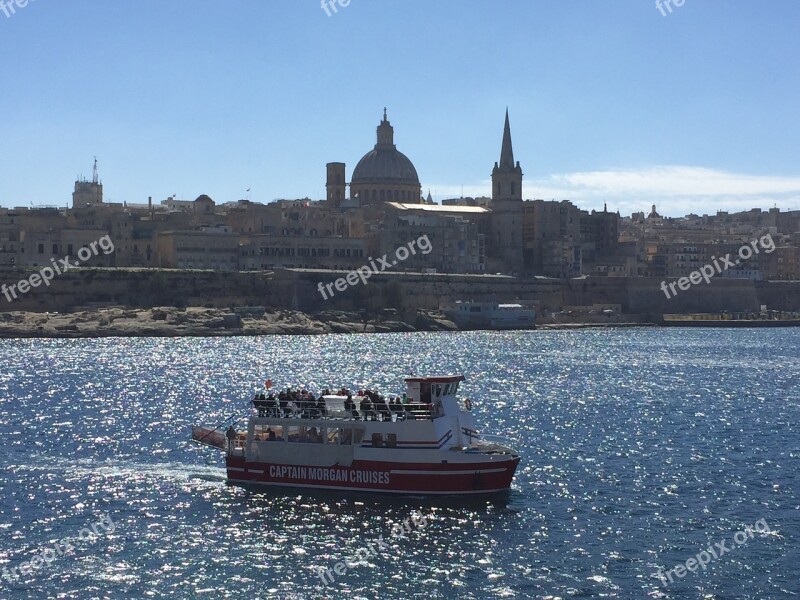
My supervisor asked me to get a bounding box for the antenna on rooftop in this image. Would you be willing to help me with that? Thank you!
[92,157,99,185]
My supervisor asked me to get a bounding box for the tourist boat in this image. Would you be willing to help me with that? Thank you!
[443,301,536,330]
[192,375,520,495]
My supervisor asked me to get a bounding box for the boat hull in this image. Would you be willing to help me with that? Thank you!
[225,455,520,495]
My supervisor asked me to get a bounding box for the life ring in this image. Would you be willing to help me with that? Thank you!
[464,398,472,411]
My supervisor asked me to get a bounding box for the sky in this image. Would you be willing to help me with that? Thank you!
[1,0,799,217]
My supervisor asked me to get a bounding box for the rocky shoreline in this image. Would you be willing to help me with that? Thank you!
[0,307,463,338]
[0,306,659,338]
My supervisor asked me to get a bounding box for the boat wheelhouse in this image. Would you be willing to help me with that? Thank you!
[193,375,520,495]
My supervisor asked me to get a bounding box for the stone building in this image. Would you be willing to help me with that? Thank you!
[71,159,103,208]
[369,202,488,273]
[239,235,367,271]
[156,226,240,270]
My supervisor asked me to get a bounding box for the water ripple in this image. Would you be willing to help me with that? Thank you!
[0,329,798,598]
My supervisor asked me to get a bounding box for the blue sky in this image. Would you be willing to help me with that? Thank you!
[1,0,798,216]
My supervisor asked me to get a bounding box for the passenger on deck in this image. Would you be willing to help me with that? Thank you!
[344,394,359,419]
[360,396,375,421]
[253,394,268,417]
[300,394,312,419]
[265,393,278,417]
[225,425,237,452]
[266,427,276,441]
[375,395,391,420]
[316,395,326,418]
[278,391,289,416]
[290,398,302,418]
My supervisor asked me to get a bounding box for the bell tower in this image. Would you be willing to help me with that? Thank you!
[491,109,523,201]
[326,162,346,206]
[489,111,524,273]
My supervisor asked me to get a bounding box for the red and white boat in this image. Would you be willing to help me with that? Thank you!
[193,375,520,495]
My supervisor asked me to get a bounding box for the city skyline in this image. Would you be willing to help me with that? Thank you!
[1,1,799,216]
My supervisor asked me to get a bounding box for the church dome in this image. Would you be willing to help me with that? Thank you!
[350,110,420,188]
[351,147,419,185]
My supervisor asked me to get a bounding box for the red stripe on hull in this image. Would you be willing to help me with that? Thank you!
[226,456,520,495]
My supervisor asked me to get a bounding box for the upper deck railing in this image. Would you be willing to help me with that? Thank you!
[252,396,437,422]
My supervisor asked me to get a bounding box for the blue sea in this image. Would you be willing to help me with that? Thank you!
[0,329,798,599]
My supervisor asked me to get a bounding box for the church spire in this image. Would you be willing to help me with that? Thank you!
[491,108,522,202]
[499,108,515,169]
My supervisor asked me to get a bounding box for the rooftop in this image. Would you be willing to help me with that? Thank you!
[385,202,489,214]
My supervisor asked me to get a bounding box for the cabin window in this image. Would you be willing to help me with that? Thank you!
[307,426,324,443]
[285,426,323,443]
[371,433,384,448]
[335,428,353,445]
[254,424,282,441]
[420,383,432,405]
[353,429,365,445]
[386,433,397,448]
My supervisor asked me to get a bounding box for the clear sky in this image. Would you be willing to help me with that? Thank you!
[1,0,798,216]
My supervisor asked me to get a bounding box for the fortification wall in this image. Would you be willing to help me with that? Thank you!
[2,266,795,316]
[0,268,276,313]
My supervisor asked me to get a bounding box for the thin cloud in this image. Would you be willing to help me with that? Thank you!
[426,166,800,216]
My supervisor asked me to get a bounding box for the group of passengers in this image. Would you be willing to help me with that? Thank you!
[252,388,329,418]
[343,389,409,421]
[252,386,424,421]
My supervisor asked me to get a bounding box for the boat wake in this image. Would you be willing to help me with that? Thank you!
[11,454,228,487]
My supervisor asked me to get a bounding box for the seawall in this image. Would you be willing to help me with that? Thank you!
[2,267,798,315]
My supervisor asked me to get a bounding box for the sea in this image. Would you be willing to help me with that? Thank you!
[0,328,798,599]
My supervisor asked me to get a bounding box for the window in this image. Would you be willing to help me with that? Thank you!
[353,429,364,445]
[52,244,59,254]
[38,243,44,254]
[335,428,353,445]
